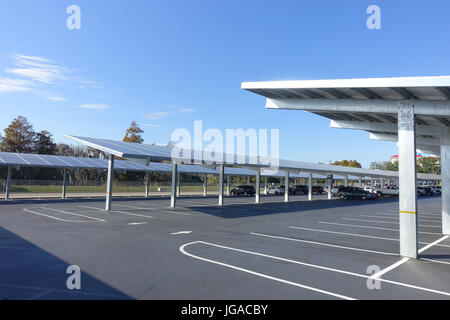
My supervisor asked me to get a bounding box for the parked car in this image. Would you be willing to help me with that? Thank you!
[312,186,324,194]
[423,187,436,196]
[417,187,425,196]
[435,186,441,195]
[336,186,376,200]
[280,185,296,195]
[376,185,399,197]
[230,185,255,196]
[363,186,376,193]
[292,185,308,195]
[266,186,284,195]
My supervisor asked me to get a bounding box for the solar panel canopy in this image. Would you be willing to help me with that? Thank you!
[242,76,450,156]
[0,152,150,171]
[66,135,441,180]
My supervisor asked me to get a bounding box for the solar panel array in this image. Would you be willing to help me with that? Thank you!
[0,152,150,171]
[66,135,417,178]
[0,151,440,181]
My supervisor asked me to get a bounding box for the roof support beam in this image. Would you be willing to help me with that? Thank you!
[330,120,441,137]
[369,133,440,146]
[266,98,450,116]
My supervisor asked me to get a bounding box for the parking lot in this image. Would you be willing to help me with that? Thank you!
[0,194,448,300]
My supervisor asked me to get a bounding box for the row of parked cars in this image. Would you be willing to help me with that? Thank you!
[266,185,324,196]
[417,186,441,196]
[229,184,441,199]
[230,185,325,196]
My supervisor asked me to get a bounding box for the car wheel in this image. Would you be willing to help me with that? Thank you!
[362,195,366,200]
[340,194,346,199]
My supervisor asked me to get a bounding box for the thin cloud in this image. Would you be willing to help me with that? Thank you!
[6,54,98,87]
[48,96,68,102]
[179,107,196,113]
[143,123,163,128]
[0,78,31,92]
[78,103,109,110]
[144,111,174,120]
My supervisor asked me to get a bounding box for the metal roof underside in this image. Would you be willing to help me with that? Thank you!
[242,76,450,156]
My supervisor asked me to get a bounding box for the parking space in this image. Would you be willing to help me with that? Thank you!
[0,195,448,299]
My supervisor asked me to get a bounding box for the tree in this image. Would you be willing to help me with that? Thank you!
[1,116,36,153]
[417,157,440,174]
[331,160,362,168]
[34,130,56,154]
[123,122,144,143]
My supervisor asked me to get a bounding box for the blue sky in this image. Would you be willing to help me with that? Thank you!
[1,0,450,168]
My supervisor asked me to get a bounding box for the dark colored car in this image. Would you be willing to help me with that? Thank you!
[435,186,441,195]
[230,185,256,196]
[423,187,435,196]
[336,186,375,200]
[312,186,324,194]
[292,185,308,195]
[280,185,296,195]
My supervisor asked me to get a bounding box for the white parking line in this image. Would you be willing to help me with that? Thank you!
[359,215,441,223]
[418,235,450,254]
[342,218,441,229]
[128,222,147,225]
[319,222,441,235]
[78,205,154,219]
[251,232,397,256]
[115,204,157,211]
[289,226,399,241]
[180,241,450,298]
[369,236,449,280]
[23,208,91,223]
[162,210,191,216]
[44,207,106,222]
[180,241,355,300]
[288,226,450,249]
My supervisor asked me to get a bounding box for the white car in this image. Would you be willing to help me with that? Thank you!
[266,186,284,195]
[376,186,399,196]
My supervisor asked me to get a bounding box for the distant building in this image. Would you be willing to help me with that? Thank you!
[390,153,440,164]
[390,154,423,164]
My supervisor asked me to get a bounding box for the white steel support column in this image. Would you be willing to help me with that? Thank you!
[308,172,312,201]
[344,175,348,187]
[105,155,114,211]
[284,172,289,202]
[218,165,224,206]
[226,176,230,196]
[255,169,261,204]
[176,172,181,197]
[359,177,362,188]
[203,174,208,197]
[171,163,178,208]
[247,176,250,185]
[264,177,267,195]
[62,168,67,199]
[441,127,450,235]
[327,175,332,200]
[145,171,150,198]
[398,100,418,259]
[5,166,11,200]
